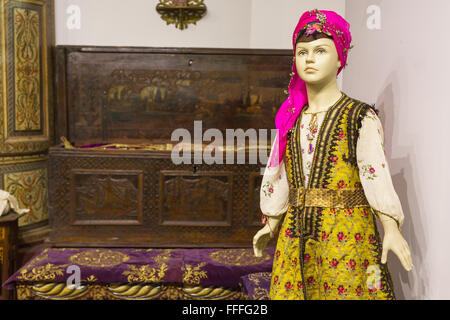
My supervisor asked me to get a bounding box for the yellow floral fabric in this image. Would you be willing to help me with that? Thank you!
[271,206,393,299]
[270,94,395,300]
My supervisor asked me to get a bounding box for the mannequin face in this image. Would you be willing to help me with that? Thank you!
[295,38,341,85]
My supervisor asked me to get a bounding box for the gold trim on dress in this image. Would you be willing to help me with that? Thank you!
[289,187,369,209]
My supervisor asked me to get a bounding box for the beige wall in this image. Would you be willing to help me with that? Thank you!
[55,0,251,47]
[344,0,450,299]
[55,0,345,89]
[55,0,345,49]
[248,0,345,49]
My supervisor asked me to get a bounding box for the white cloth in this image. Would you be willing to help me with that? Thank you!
[259,132,290,217]
[260,109,404,227]
[0,190,30,217]
[356,109,404,227]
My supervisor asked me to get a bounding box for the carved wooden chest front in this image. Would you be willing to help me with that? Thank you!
[49,46,292,247]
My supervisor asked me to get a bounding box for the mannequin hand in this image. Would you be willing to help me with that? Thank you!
[380,216,413,271]
[253,216,282,257]
[253,224,271,257]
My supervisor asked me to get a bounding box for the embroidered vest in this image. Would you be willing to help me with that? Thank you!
[285,93,376,240]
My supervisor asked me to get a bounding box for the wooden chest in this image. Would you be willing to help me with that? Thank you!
[49,46,292,247]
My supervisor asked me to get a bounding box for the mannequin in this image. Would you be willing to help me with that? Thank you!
[253,9,412,300]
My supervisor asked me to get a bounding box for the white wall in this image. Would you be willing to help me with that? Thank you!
[344,0,450,300]
[56,0,252,47]
[55,0,345,49]
[249,0,344,49]
[55,0,345,88]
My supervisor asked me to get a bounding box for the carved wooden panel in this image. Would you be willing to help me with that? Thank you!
[12,6,42,132]
[70,169,144,226]
[0,0,54,248]
[0,0,54,155]
[159,170,232,227]
[55,47,292,146]
[49,46,290,247]
[1,158,49,228]
[48,148,266,247]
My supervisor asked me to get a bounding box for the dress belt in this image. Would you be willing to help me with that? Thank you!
[288,187,369,209]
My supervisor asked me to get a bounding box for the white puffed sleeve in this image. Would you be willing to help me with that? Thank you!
[356,109,405,227]
[260,132,290,217]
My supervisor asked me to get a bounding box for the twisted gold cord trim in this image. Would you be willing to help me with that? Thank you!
[17,282,245,300]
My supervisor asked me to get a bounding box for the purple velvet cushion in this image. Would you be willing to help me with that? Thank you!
[2,247,275,290]
[241,272,272,300]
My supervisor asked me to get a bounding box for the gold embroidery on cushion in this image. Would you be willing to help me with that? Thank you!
[69,249,130,267]
[182,262,208,284]
[247,272,272,299]
[209,249,270,266]
[248,272,272,286]
[122,263,168,282]
[153,249,172,264]
[17,263,68,282]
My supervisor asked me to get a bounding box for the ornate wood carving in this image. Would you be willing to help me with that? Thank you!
[159,170,233,227]
[0,0,54,251]
[70,169,144,226]
[50,46,292,247]
[1,158,49,228]
[49,148,266,247]
[13,7,42,132]
[55,47,292,147]
[0,0,54,155]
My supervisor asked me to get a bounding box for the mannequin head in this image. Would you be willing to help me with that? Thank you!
[295,31,341,86]
[271,10,352,166]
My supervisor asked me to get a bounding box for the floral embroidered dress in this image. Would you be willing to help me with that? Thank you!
[260,92,403,300]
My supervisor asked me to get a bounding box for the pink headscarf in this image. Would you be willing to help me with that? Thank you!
[269,9,352,167]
